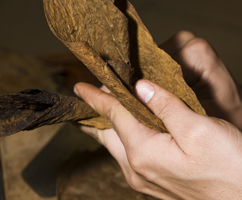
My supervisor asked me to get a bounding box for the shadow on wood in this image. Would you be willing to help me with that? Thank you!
[21,123,100,197]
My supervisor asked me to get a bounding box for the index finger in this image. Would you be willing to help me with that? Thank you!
[74,82,158,148]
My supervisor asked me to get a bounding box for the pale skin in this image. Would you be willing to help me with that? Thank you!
[74,31,242,199]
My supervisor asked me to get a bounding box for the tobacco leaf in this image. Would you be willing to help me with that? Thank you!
[79,116,112,130]
[0,89,100,136]
[44,0,167,132]
[122,2,206,115]
[57,148,146,200]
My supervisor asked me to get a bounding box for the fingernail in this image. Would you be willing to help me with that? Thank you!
[135,81,155,103]
[73,87,80,96]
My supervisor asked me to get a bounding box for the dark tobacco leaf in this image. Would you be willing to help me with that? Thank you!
[0,89,99,136]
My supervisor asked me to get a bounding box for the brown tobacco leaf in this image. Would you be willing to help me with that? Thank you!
[122,2,206,115]
[44,0,167,132]
[44,0,131,73]
[79,116,112,130]
[0,89,99,136]
[71,45,166,131]
[44,0,129,86]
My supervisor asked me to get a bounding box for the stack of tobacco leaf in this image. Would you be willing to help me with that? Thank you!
[0,0,205,136]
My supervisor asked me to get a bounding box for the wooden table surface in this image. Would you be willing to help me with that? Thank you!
[1,123,101,200]
[0,50,101,200]
[1,124,61,200]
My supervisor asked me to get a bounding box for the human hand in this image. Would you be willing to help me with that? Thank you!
[74,80,242,200]
[159,31,242,130]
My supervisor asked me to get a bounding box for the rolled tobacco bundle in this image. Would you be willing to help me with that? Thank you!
[0,89,102,136]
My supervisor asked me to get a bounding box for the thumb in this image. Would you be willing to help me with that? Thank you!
[135,80,204,142]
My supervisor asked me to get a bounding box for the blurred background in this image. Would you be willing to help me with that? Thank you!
[0,0,242,199]
[0,0,242,81]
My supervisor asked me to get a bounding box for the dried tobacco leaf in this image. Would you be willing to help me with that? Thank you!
[0,89,99,136]
[44,0,167,132]
[121,2,206,115]
[79,116,112,130]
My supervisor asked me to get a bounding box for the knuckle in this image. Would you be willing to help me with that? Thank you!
[128,147,153,180]
[106,101,122,121]
[180,37,221,71]
[186,38,211,52]
[215,118,232,130]
[130,160,144,176]
[128,151,144,173]
[182,37,211,56]
[81,126,99,139]
[184,38,217,59]
[153,93,177,120]
[174,30,195,41]
[184,116,212,146]
[126,173,144,192]
[97,129,106,144]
